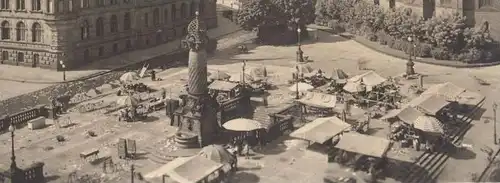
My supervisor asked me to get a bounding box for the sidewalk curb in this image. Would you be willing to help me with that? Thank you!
[0,28,244,85]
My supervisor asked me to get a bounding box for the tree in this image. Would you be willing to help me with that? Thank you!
[272,0,315,30]
[237,0,315,44]
[237,0,276,31]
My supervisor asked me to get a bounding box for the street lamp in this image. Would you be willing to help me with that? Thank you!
[296,28,303,63]
[494,102,497,145]
[406,36,415,76]
[242,60,246,88]
[8,120,20,183]
[59,60,66,81]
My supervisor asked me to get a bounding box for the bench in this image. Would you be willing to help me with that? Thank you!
[80,149,99,162]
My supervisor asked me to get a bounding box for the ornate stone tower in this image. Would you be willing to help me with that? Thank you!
[174,11,219,148]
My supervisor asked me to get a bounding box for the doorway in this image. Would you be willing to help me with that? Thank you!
[32,54,39,67]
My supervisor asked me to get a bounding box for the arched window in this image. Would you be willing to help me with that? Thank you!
[171,4,176,21]
[17,52,24,62]
[1,0,10,9]
[95,17,104,36]
[16,0,25,10]
[163,8,168,24]
[180,3,186,19]
[123,12,131,30]
[80,20,89,40]
[32,0,41,10]
[153,8,159,26]
[1,51,8,61]
[1,21,10,40]
[32,22,42,42]
[57,0,63,12]
[16,22,26,41]
[190,2,196,17]
[110,15,118,33]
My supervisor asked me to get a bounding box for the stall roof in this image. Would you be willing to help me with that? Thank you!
[348,71,386,86]
[335,132,392,158]
[397,106,424,125]
[407,94,450,115]
[298,92,337,108]
[165,156,223,183]
[208,80,239,92]
[290,116,351,144]
[422,82,465,101]
[380,108,404,120]
[414,95,450,115]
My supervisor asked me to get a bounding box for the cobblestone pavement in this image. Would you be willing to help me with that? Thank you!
[3,19,500,182]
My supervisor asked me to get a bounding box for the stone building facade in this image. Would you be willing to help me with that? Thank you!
[0,0,217,70]
[372,0,500,40]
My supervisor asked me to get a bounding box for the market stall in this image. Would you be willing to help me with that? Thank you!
[407,94,450,116]
[331,132,392,178]
[290,116,351,145]
[162,156,225,183]
[208,80,242,103]
[297,92,337,117]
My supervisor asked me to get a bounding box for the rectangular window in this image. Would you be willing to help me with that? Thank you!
[112,43,118,53]
[81,0,88,8]
[125,40,131,49]
[144,13,149,27]
[32,0,41,11]
[98,46,104,56]
[1,0,10,9]
[479,0,492,8]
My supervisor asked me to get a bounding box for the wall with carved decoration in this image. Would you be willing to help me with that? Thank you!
[0,0,218,70]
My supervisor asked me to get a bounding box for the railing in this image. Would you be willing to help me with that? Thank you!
[22,162,45,183]
[0,104,46,132]
[263,103,300,143]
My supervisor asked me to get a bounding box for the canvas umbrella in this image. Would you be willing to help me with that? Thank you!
[208,70,231,80]
[343,81,366,93]
[223,118,263,131]
[116,95,139,107]
[120,72,139,83]
[248,66,268,80]
[288,82,314,92]
[198,144,236,165]
[413,115,444,134]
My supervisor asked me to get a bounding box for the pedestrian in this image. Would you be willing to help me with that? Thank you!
[243,140,250,159]
[262,95,268,107]
[151,70,156,81]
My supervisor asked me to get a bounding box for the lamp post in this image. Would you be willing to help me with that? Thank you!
[296,28,303,63]
[242,60,246,88]
[406,36,415,76]
[494,102,497,145]
[131,164,135,183]
[8,119,20,183]
[59,60,66,81]
[295,65,300,99]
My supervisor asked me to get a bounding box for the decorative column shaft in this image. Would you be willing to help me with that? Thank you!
[183,11,209,96]
[187,50,208,95]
